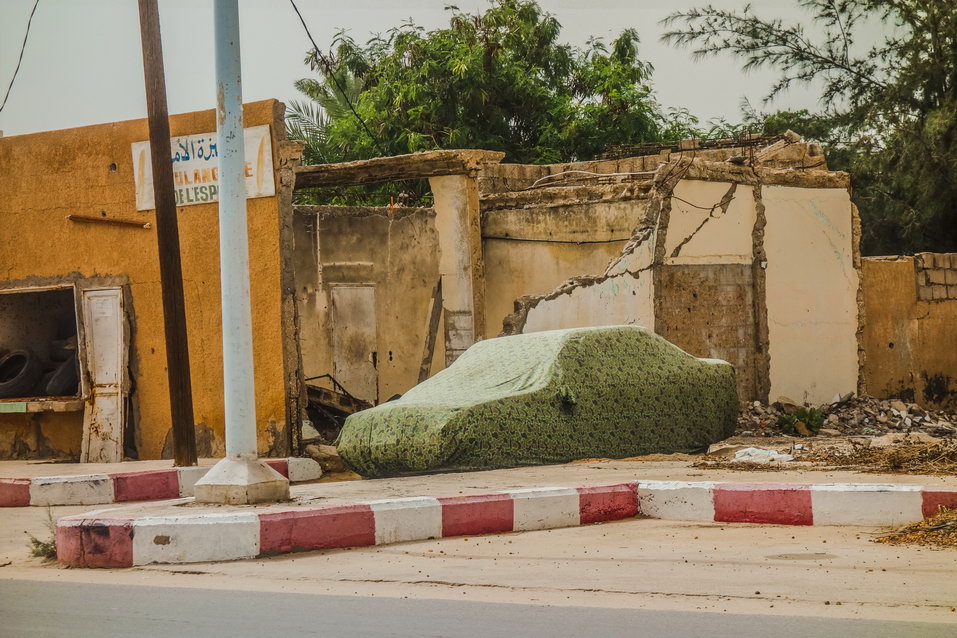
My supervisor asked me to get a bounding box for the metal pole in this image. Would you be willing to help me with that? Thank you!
[137,0,198,467]
[215,0,257,459]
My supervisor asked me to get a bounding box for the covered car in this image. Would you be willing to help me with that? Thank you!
[336,325,737,477]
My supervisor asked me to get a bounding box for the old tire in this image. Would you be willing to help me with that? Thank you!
[0,350,43,399]
[45,352,79,396]
[48,339,76,362]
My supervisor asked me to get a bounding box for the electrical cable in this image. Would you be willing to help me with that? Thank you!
[0,0,40,114]
[288,0,386,156]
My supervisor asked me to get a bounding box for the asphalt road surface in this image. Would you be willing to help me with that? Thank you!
[1,579,953,638]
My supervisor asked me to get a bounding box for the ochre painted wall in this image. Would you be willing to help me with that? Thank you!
[862,257,957,408]
[0,100,291,459]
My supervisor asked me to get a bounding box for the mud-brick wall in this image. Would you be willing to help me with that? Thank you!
[0,100,295,460]
[293,206,441,402]
[862,256,957,409]
[657,264,757,401]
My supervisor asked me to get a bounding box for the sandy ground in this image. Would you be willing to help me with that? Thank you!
[3,504,956,624]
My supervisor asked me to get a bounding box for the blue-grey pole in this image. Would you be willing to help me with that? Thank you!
[214,0,257,459]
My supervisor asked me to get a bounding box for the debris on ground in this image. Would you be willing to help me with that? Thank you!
[737,394,957,438]
[304,443,348,473]
[805,438,957,475]
[875,507,957,548]
[303,376,373,444]
[730,447,794,463]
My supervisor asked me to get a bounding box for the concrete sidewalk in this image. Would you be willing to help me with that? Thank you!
[0,457,322,507]
[54,459,957,568]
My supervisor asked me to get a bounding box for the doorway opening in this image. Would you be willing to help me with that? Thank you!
[0,287,81,402]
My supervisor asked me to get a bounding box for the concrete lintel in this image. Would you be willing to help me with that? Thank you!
[294,149,505,189]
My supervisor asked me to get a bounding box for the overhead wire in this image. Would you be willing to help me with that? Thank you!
[287,0,386,156]
[0,0,40,114]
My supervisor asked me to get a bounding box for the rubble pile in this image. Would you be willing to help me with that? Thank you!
[737,395,957,439]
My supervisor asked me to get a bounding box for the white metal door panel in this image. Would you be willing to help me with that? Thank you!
[80,288,128,463]
[331,286,378,403]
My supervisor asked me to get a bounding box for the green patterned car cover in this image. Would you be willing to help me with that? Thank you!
[336,326,737,477]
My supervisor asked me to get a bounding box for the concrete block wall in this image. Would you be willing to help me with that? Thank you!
[915,252,957,302]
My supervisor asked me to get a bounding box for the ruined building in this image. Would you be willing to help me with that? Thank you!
[1,101,955,461]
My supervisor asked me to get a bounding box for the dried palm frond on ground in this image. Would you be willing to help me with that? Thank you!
[806,441,957,476]
[691,460,798,472]
[875,507,957,548]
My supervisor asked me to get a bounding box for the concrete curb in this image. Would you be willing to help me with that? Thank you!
[1,458,321,507]
[55,480,957,568]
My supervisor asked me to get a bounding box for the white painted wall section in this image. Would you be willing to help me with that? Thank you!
[665,180,755,265]
[763,186,859,404]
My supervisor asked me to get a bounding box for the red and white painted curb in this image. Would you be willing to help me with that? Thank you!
[55,480,957,568]
[0,458,321,507]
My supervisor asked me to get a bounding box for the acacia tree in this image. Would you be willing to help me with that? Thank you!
[663,1,957,254]
[290,0,677,166]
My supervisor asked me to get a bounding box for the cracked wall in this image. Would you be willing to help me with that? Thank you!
[484,197,651,335]
[500,156,861,405]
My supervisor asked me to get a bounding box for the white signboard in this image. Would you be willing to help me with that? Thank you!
[131,124,275,211]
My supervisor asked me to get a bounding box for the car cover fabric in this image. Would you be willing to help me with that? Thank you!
[336,326,737,477]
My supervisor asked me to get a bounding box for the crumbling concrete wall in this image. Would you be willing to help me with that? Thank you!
[499,153,859,405]
[862,255,957,409]
[483,190,651,335]
[293,206,441,402]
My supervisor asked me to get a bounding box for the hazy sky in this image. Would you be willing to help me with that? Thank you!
[0,0,826,137]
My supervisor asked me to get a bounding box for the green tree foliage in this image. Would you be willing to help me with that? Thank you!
[663,1,957,254]
[290,0,678,167]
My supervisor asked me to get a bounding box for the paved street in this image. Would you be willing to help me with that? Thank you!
[4,506,957,633]
[1,579,953,638]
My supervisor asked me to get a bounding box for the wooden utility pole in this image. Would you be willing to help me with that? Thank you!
[137,0,198,467]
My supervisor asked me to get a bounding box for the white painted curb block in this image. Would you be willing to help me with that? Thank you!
[810,483,924,526]
[637,480,716,521]
[368,497,442,545]
[507,487,580,531]
[30,474,113,506]
[287,457,323,482]
[132,513,260,565]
